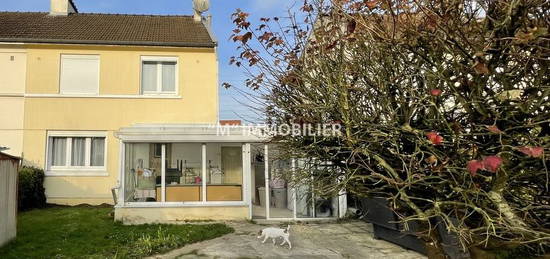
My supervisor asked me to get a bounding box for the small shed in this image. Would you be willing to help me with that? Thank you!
[0,151,20,247]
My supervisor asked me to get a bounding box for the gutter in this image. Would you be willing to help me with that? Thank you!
[0,38,217,48]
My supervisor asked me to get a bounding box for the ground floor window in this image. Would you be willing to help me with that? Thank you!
[46,132,107,175]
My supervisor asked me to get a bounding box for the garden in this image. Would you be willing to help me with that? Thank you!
[0,167,233,259]
[0,206,232,258]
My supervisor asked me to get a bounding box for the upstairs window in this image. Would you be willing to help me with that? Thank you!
[141,57,177,95]
[60,55,100,95]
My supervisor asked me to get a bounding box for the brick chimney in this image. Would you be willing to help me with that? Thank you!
[50,0,78,16]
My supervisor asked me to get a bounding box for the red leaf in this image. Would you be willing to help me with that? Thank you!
[426,131,443,145]
[301,4,313,12]
[466,160,484,176]
[518,147,532,156]
[473,61,490,75]
[518,146,544,158]
[482,156,502,173]
[241,32,253,44]
[238,12,249,19]
[365,0,378,9]
[259,32,274,42]
[531,147,544,158]
[430,89,442,96]
[347,19,357,34]
[486,125,503,134]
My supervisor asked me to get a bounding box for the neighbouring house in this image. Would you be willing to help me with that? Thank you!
[0,151,20,247]
[0,0,345,223]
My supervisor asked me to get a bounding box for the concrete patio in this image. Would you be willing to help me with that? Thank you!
[151,220,427,259]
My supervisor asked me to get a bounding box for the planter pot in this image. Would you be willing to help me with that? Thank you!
[360,197,472,259]
[361,197,427,254]
[436,217,471,259]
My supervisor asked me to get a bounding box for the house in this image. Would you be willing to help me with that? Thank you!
[0,151,20,247]
[0,0,345,223]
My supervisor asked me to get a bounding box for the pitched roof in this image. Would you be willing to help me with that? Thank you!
[0,12,216,48]
[68,0,78,13]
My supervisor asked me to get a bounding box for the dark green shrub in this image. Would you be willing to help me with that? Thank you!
[18,167,47,211]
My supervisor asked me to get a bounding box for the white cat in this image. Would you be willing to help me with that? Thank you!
[257,225,292,249]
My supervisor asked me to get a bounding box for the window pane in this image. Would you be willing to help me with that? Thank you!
[165,143,201,202]
[266,145,293,218]
[71,138,86,166]
[161,62,176,92]
[60,55,99,95]
[90,137,105,166]
[51,137,67,166]
[206,144,243,201]
[154,144,162,157]
[142,61,158,93]
[124,143,157,202]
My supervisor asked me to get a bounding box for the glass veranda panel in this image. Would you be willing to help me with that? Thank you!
[265,145,294,219]
[164,143,202,202]
[268,158,294,218]
[251,144,267,218]
[295,159,339,218]
[124,143,158,202]
[206,143,243,201]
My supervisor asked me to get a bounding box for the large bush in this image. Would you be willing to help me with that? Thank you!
[227,0,549,256]
[18,167,47,211]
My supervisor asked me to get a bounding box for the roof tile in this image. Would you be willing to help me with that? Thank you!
[0,12,216,47]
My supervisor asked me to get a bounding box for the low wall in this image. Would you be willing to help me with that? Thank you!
[47,198,114,206]
[115,206,249,224]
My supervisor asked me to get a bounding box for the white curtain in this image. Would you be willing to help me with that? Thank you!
[71,138,86,166]
[90,137,105,166]
[161,62,176,92]
[142,61,157,92]
[51,137,66,166]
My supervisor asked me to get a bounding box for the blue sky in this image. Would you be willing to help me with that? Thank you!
[1,0,298,122]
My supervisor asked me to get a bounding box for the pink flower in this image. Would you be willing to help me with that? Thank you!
[482,156,502,173]
[531,147,545,158]
[518,146,544,158]
[466,160,484,176]
[426,131,443,145]
[518,147,532,156]
[486,125,503,134]
[430,89,442,96]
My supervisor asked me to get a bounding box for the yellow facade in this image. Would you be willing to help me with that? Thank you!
[0,47,26,157]
[14,43,218,205]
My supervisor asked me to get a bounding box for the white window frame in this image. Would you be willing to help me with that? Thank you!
[46,131,108,176]
[59,54,100,95]
[140,56,179,96]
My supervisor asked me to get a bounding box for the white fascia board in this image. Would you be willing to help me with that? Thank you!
[115,124,267,143]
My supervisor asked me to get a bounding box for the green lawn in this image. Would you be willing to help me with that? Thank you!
[0,206,233,259]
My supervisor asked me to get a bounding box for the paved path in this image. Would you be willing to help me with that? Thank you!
[151,220,426,259]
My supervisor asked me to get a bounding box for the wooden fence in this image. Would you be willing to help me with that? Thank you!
[0,152,19,247]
